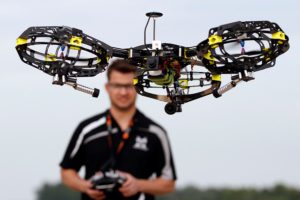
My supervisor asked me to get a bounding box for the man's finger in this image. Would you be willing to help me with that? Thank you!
[122,190,133,197]
[95,196,105,200]
[87,189,105,199]
[122,179,132,188]
[119,185,128,193]
[119,184,135,197]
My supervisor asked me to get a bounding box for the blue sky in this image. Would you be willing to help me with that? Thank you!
[0,0,299,199]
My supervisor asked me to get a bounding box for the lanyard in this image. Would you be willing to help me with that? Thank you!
[104,113,134,170]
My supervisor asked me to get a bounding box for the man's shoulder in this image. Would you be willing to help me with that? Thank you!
[136,109,167,135]
[77,110,107,130]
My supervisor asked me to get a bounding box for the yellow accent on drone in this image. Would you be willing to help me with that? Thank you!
[16,38,27,46]
[179,80,189,89]
[272,31,286,40]
[209,35,222,45]
[212,74,221,81]
[203,51,215,61]
[149,70,175,86]
[70,36,82,50]
[45,53,56,61]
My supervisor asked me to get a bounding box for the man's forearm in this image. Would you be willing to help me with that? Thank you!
[60,168,90,193]
[137,178,175,195]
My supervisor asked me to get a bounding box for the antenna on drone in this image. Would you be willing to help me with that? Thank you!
[144,12,163,52]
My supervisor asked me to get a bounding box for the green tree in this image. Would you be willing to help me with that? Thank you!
[36,182,300,200]
[36,182,80,200]
[157,184,300,200]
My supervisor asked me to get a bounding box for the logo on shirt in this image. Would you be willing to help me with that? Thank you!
[133,136,148,151]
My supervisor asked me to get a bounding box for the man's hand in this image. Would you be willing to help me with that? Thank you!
[61,169,106,200]
[86,188,105,200]
[118,172,140,197]
[83,181,106,200]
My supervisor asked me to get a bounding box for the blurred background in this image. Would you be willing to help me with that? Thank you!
[0,0,299,199]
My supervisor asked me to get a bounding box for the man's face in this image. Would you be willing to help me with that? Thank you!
[105,70,137,111]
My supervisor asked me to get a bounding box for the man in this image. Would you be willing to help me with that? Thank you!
[60,59,177,200]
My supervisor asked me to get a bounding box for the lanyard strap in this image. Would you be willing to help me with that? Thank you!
[104,113,133,170]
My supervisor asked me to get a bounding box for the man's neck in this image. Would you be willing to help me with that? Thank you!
[109,106,136,130]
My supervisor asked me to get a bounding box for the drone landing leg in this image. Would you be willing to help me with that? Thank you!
[65,82,100,98]
[52,75,99,98]
[213,70,255,98]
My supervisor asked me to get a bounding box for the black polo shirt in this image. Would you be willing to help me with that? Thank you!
[60,109,176,200]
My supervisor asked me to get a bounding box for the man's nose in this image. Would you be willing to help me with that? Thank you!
[119,87,129,94]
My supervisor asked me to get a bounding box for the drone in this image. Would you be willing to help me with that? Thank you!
[16,12,289,114]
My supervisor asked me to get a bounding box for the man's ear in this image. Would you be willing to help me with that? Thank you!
[105,83,109,92]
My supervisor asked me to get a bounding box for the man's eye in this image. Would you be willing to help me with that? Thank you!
[109,84,134,90]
